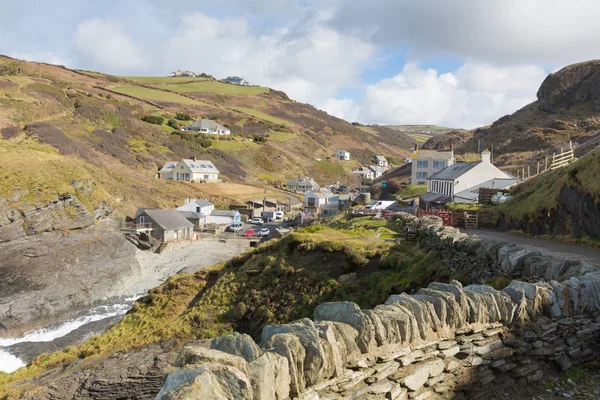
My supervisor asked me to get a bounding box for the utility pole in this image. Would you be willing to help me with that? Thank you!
[491,144,494,163]
[478,139,481,154]
[545,156,548,171]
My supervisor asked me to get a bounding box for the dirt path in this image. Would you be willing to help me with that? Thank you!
[462,229,600,264]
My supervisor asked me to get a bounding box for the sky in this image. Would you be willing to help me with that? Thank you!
[1,0,600,129]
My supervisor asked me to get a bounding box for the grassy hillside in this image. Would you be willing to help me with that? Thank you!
[1,217,469,394]
[0,55,415,214]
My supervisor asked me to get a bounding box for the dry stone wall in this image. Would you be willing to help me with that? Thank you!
[156,216,600,400]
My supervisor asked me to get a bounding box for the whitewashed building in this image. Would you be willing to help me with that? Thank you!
[421,150,516,205]
[158,158,220,182]
[372,155,389,169]
[177,198,214,228]
[286,177,320,193]
[183,119,230,135]
[335,150,350,161]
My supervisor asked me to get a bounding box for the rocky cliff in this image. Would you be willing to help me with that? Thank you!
[152,218,600,399]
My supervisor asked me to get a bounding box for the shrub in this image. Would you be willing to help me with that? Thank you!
[175,112,192,121]
[167,119,179,129]
[0,61,22,76]
[141,115,165,125]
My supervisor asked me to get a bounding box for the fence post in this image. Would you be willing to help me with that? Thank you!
[522,167,525,181]
[527,165,530,178]
[545,156,548,171]
[537,161,540,175]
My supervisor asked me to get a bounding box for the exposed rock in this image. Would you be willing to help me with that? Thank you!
[211,332,263,362]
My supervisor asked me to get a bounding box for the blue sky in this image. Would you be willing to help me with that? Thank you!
[2,0,599,128]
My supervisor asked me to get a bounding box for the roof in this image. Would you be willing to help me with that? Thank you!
[419,192,452,204]
[144,209,193,231]
[286,177,319,187]
[184,119,229,132]
[193,199,213,207]
[305,191,327,199]
[179,211,202,220]
[135,207,159,218]
[373,155,388,161]
[210,210,240,217]
[428,162,481,180]
[453,179,517,202]
[369,166,385,173]
[336,150,349,154]
[158,161,177,174]
[180,159,220,174]
[413,150,454,159]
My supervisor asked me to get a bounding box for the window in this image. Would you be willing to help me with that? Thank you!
[200,164,207,168]
[308,198,316,207]
[417,160,428,168]
[204,174,209,179]
[434,160,444,169]
[417,172,427,180]
[208,165,214,168]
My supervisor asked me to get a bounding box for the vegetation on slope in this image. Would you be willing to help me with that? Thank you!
[1,217,462,393]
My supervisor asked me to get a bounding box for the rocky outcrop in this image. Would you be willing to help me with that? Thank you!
[537,60,600,113]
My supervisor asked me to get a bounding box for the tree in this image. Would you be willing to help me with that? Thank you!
[167,119,179,129]
[175,112,192,121]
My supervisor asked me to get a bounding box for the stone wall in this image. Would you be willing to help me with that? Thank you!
[404,213,599,282]
[155,218,600,399]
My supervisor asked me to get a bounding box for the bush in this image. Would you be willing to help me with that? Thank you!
[253,135,266,143]
[167,119,179,129]
[0,61,22,76]
[175,112,192,121]
[141,115,165,125]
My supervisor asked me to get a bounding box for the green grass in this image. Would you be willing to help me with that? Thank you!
[405,133,432,143]
[165,81,268,96]
[396,184,427,199]
[210,139,259,152]
[232,107,290,125]
[119,76,211,84]
[269,130,297,141]
[111,85,202,105]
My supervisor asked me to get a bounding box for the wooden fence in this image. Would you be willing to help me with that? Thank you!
[513,141,575,183]
[415,209,478,229]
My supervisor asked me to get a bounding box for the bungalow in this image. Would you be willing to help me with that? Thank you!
[372,156,389,169]
[411,145,455,185]
[207,210,241,226]
[335,150,350,161]
[286,177,320,193]
[177,198,214,228]
[159,158,220,182]
[420,150,516,207]
[134,209,193,242]
[353,167,375,181]
[183,119,231,135]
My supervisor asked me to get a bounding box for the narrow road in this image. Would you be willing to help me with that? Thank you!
[462,229,600,264]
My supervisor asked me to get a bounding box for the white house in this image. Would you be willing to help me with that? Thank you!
[177,198,214,228]
[303,191,328,215]
[369,166,385,179]
[286,177,320,193]
[207,210,241,225]
[183,119,230,135]
[335,150,350,161]
[222,76,251,86]
[353,167,375,180]
[372,156,389,169]
[159,158,220,182]
[421,150,516,205]
[411,146,455,185]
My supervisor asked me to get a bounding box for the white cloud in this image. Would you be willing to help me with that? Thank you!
[73,19,150,73]
[10,52,66,66]
[349,62,547,129]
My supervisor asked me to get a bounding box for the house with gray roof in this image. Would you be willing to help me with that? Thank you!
[372,155,389,169]
[420,150,516,207]
[134,209,193,242]
[177,198,215,228]
[158,158,220,182]
[285,177,320,193]
[183,119,230,135]
[207,209,241,226]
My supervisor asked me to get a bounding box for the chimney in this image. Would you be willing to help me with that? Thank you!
[191,156,197,162]
[449,142,454,153]
[184,198,190,204]
[481,149,491,164]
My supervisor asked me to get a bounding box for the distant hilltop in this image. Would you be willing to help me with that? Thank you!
[168,71,251,86]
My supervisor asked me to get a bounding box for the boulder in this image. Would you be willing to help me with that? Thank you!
[264,333,306,396]
[398,359,444,391]
[262,318,327,386]
[314,302,374,353]
[175,345,249,377]
[211,332,263,362]
[156,364,253,400]
[249,352,291,400]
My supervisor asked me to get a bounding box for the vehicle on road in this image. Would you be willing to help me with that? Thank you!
[248,218,264,225]
[257,228,270,237]
[244,228,255,237]
[229,223,243,232]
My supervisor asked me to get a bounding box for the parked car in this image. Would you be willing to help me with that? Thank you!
[229,223,243,232]
[248,218,264,225]
[244,228,255,237]
[257,228,270,237]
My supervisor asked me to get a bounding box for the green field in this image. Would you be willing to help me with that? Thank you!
[120,76,212,84]
[210,139,259,152]
[166,81,269,96]
[232,106,290,125]
[111,85,202,105]
[406,133,432,143]
[269,130,297,141]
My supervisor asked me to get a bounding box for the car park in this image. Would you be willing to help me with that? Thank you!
[229,223,243,232]
[248,218,264,225]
